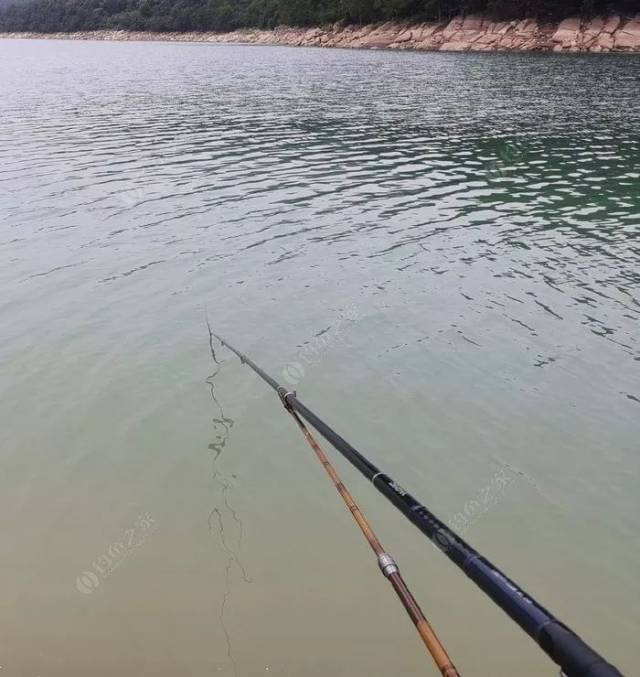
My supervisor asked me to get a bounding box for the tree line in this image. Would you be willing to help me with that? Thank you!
[0,0,635,34]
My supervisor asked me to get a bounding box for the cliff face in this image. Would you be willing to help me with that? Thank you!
[2,15,640,53]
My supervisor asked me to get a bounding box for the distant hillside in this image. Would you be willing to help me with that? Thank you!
[0,0,638,34]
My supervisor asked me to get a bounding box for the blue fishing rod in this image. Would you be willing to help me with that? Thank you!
[214,332,622,677]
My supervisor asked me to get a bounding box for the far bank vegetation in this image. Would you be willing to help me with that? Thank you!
[0,0,638,34]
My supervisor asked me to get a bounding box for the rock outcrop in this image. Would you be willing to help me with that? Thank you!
[614,19,640,49]
[2,14,640,53]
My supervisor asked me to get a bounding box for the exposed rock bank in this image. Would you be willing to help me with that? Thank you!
[2,14,640,53]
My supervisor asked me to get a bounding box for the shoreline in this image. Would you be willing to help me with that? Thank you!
[1,15,640,53]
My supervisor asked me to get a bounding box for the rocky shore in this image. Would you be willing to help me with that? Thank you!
[2,14,640,53]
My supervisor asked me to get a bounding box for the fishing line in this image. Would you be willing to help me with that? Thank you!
[205,322,251,675]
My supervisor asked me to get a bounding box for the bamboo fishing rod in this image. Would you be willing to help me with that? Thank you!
[286,402,459,676]
[213,332,623,677]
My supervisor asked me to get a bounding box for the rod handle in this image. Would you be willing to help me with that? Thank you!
[538,623,622,677]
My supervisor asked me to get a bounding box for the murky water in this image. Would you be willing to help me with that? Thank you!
[1,38,638,676]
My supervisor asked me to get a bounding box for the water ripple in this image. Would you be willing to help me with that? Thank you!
[1,40,639,373]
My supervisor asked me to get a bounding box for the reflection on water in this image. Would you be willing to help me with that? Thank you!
[0,38,638,677]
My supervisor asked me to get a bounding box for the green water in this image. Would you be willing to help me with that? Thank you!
[0,39,638,676]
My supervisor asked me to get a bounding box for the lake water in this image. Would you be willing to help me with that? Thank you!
[0,38,638,676]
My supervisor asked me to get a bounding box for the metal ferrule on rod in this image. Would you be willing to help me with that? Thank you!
[214,334,622,677]
[378,553,399,578]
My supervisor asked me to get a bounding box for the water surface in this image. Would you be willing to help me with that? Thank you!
[0,39,639,676]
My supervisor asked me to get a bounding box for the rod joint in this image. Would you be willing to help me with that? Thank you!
[378,552,399,578]
[277,387,296,411]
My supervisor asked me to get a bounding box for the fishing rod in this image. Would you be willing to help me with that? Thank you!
[214,333,622,677]
[287,403,459,676]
